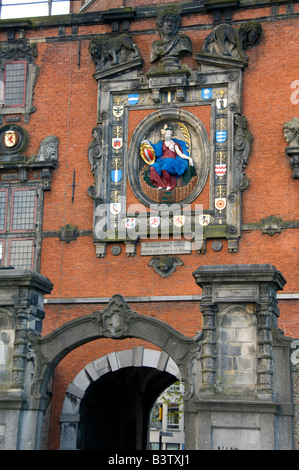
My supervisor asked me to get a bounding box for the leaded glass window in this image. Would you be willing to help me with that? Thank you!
[0,190,7,231]
[11,188,36,231]
[0,187,39,270]
[4,62,26,107]
[0,240,3,266]
[9,239,34,270]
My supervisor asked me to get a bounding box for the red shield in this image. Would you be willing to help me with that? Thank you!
[140,142,155,165]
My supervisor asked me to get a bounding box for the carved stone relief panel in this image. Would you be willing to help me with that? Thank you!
[0,42,39,123]
[0,308,15,386]
[216,304,257,393]
[87,16,263,254]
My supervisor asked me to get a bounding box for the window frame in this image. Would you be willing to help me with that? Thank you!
[0,43,39,123]
[3,60,27,108]
[166,404,180,431]
[0,185,41,270]
[0,189,8,233]
[8,237,35,270]
[0,238,5,267]
[10,187,37,233]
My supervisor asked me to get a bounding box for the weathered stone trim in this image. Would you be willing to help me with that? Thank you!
[43,292,299,304]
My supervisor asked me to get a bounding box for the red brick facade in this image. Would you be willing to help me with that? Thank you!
[0,0,298,450]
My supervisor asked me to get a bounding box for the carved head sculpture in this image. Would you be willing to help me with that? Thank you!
[156,8,181,40]
[238,21,263,51]
[91,126,102,143]
[149,256,183,277]
[235,114,248,130]
[283,118,299,147]
[37,135,58,162]
[150,7,192,65]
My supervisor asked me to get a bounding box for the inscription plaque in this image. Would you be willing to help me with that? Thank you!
[141,240,192,256]
[212,426,261,450]
[213,284,259,302]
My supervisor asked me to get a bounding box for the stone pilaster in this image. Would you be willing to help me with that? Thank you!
[0,269,53,449]
[200,302,217,389]
[191,264,293,449]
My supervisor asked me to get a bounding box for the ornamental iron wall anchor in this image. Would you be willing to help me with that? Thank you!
[58,224,79,243]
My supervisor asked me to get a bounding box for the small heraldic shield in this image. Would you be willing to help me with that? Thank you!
[140,142,155,165]
[110,203,121,215]
[215,198,226,211]
[216,131,227,143]
[111,169,122,183]
[113,105,124,119]
[216,97,227,110]
[3,130,18,148]
[125,217,136,229]
[128,94,139,105]
[215,164,227,177]
[149,216,160,228]
[199,214,211,226]
[173,215,185,227]
[112,138,123,150]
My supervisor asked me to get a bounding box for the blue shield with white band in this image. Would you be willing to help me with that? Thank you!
[216,131,227,143]
[128,94,139,105]
[111,170,122,183]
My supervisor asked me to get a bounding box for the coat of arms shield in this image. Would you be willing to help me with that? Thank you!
[3,130,18,148]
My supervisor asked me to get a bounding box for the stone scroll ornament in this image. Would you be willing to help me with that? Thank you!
[234,114,253,190]
[0,42,37,61]
[87,126,104,200]
[89,34,141,72]
[283,117,299,178]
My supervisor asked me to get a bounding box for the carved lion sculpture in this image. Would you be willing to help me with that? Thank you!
[202,21,262,62]
[89,34,140,71]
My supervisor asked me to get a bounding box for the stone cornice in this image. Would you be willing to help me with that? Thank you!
[0,0,296,31]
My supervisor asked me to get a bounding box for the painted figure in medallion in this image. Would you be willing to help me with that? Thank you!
[141,124,193,190]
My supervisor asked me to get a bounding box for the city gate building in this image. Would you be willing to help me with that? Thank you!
[0,0,298,451]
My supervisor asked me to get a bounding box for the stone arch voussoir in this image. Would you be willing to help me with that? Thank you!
[31,295,201,401]
[59,347,182,450]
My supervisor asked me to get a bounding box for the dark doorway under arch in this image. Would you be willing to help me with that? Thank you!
[77,367,177,450]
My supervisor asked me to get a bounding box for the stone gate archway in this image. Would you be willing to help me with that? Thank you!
[28,293,201,450]
[0,265,295,450]
[59,348,181,450]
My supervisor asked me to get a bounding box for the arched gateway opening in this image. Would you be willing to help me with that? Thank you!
[79,367,175,450]
[59,349,180,450]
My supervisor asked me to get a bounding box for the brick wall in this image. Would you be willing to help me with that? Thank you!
[0,1,297,449]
